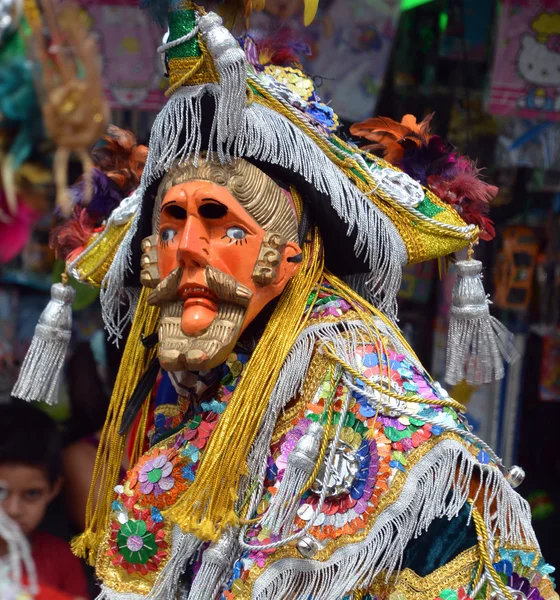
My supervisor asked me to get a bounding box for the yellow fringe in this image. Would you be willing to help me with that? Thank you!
[163,227,325,541]
[71,288,160,565]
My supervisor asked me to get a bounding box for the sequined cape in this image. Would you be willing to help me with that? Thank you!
[95,289,556,600]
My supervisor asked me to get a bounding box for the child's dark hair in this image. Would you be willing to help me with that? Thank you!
[0,401,62,485]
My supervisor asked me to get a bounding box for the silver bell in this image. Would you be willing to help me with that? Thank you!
[506,465,525,488]
[296,535,321,559]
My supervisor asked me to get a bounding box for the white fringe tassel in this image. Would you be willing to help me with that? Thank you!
[12,282,75,404]
[251,439,537,600]
[188,527,239,600]
[445,259,520,385]
[260,423,324,536]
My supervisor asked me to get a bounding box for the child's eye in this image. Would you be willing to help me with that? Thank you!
[160,228,177,245]
[24,489,43,501]
[223,226,247,245]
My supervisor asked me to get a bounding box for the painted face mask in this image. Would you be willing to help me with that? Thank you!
[142,158,302,371]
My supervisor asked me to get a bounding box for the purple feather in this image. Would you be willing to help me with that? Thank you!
[399,136,457,186]
[69,168,123,220]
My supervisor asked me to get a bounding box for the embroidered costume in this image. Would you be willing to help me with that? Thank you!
[13,1,556,599]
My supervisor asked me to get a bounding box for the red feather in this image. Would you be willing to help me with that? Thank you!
[49,207,98,260]
[428,160,497,241]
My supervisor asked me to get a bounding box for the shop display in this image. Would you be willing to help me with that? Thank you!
[9,1,557,599]
[489,0,560,121]
[0,0,558,598]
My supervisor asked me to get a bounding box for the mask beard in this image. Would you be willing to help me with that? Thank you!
[147,266,252,372]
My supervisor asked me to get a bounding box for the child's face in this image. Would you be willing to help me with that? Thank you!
[0,465,61,536]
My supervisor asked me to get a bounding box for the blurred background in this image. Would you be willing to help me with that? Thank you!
[0,0,559,594]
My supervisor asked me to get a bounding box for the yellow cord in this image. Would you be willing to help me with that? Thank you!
[163,227,325,541]
[470,501,514,600]
[71,289,160,564]
[298,365,338,496]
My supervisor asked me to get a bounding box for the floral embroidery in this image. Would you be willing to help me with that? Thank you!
[108,507,168,575]
[138,454,174,496]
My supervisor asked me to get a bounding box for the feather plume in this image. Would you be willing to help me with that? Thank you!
[350,114,434,164]
[399,135,457,185]
[49,206,98,260]
[69,168,123,219]
[91,125,148,194]
[428,159,497,241]
[245,28,311,67]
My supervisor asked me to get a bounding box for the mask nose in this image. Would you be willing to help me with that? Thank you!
[176,215,210,273]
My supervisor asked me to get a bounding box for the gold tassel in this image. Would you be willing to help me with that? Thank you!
[71,288,160,565]
[163,227,324,541]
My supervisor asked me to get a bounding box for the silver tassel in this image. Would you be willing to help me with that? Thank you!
[187,527,239,600]
[12,278,75,404]
[261,422,324,535]
[198,12,247,160]
[445,258,519,386]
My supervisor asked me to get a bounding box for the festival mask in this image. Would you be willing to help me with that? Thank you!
[143,158,301,372]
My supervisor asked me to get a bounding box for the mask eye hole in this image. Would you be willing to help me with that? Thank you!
[163,204,187,220]
[199,201,228,220]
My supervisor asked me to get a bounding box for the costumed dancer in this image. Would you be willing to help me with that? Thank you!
[13,1,557,599]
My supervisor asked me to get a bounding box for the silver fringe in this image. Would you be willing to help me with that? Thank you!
[251,439,537,600]
[198,13,247,160]
[12,282,75,404]
[187,527,239,600]
[445,259,520,385]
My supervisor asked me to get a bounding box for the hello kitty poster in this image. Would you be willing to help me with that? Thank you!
[489,0,560,121]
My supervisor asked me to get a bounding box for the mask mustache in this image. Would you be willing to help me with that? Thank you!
[147,265,253,307]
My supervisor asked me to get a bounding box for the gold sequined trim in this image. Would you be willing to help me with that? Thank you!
[71,220,132,286]
[368,545,478,600]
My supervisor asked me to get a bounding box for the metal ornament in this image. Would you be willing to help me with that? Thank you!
[312,440,359,498]
[506,465,526,489]
[296,535,321,559]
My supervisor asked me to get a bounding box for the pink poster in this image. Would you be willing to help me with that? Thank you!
[489,1,560,121]
[80,0,167,111]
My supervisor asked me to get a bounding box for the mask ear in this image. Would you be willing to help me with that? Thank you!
[272,241,302,290]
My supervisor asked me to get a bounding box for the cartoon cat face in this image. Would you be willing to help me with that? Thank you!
[517,34,560,87]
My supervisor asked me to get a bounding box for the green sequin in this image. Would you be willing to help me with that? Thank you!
[415,197,443,218]
[168,9,200,60]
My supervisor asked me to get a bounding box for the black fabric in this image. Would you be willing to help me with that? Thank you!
[401,502,478,577]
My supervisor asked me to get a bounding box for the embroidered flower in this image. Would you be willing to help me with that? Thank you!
[138,454,175,496]
[116,519,158,565]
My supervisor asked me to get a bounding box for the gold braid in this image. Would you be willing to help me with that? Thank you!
[469,501,514,600]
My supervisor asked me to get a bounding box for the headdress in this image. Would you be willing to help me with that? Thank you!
[13,0,518,560]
